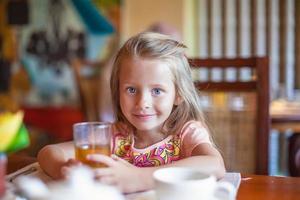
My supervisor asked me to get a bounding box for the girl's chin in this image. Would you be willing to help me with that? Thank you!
[131,122,159,132]
[128,117,165,131]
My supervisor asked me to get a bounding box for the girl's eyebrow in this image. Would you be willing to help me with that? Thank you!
[151,83,165,87]
[149,83,169,89]
[120,80,171,88]
[121,82,135,86]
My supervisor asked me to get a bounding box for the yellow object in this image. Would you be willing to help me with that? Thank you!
[0,111,23,151]
[212,92,227,108]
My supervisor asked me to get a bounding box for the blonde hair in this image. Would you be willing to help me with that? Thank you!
[110,32,206,134]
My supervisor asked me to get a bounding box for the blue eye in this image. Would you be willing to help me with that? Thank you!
[152,88,162,95]
[126,87,136,94]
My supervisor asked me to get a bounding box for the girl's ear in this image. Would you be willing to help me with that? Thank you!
[174,94,183,105]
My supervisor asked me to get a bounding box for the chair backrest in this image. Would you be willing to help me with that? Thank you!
[189,57,270,174]
[71,59,100,121]
[71,58,115,122]
[70,37,119,122]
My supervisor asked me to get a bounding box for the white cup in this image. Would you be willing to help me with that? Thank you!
[153,167,236,200]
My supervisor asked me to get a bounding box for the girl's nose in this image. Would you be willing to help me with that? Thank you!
[136,93,151,109]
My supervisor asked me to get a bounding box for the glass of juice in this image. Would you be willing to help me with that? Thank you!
[73,122,111,168]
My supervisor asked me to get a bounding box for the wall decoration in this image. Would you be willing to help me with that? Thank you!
[18,0,115,106]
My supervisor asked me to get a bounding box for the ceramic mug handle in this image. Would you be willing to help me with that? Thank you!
[213,181,236,200]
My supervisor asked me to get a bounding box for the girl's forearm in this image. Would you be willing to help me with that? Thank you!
[134,167,158,192]
[137,155,225,192]
[166,155,226,179]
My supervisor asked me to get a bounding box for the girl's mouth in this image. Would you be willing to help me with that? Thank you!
[133,114,155,120]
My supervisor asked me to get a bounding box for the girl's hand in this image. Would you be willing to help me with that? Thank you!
[87,154,142,193]
[60,158,82,178]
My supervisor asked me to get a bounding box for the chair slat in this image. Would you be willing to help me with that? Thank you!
[194,81,257,92]
[189,58,258,68]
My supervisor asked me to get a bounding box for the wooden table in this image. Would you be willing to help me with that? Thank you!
[270,101,300,176]
[7,154,37,174]
[271,113,300,133]
[238,174,300,200]
[271,100,300,133]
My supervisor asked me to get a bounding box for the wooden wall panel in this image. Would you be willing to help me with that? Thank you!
[295,0,300,89]
[198,0,208,58]
[250,0,257,56]
[221,0,227,57]
[279,0,287,85]
[197,0,297,97]
[236,0,241,56]
[265,0,271,56]
[207,0,212,57]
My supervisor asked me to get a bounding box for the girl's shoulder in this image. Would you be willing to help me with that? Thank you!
[179,120,212,157]
[180,120,207,135]
[179,120,210,142]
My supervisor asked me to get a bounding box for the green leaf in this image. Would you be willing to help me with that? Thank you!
[6,124,30,153]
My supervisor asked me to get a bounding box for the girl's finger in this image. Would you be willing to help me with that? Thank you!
[87,154,116,167]
[93,168,113,177]
[99,176,117,186]
[66,158,81,166]
[61,166,71,178]
[111,154,132,166]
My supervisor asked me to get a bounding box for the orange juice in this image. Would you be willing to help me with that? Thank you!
[75,144,110,168]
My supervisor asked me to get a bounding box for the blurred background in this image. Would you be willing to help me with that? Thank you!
[1,0,300,176]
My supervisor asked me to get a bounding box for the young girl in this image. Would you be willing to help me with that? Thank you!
[38,32,225,193]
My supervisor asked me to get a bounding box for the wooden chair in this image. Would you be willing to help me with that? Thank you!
[71,57,116,122]
[70,37,118,122]
[189,57,270,175]
[71,59,100,122]
[289,134,300,176]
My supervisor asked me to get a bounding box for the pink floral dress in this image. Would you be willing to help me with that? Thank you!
[111,121,212,167]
